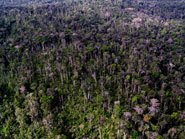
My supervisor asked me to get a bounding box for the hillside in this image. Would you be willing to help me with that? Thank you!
[0,0,185,138]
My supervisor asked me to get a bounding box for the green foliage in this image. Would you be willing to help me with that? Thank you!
[0,0,185,138]
[171,112,179,120]
[132,96,138,103]
[131,130,139,139]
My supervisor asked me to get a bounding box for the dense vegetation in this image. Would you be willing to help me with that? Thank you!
[0,0,185,138]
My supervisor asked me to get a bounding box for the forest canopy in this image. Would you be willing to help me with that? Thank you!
[0,0,185,138]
